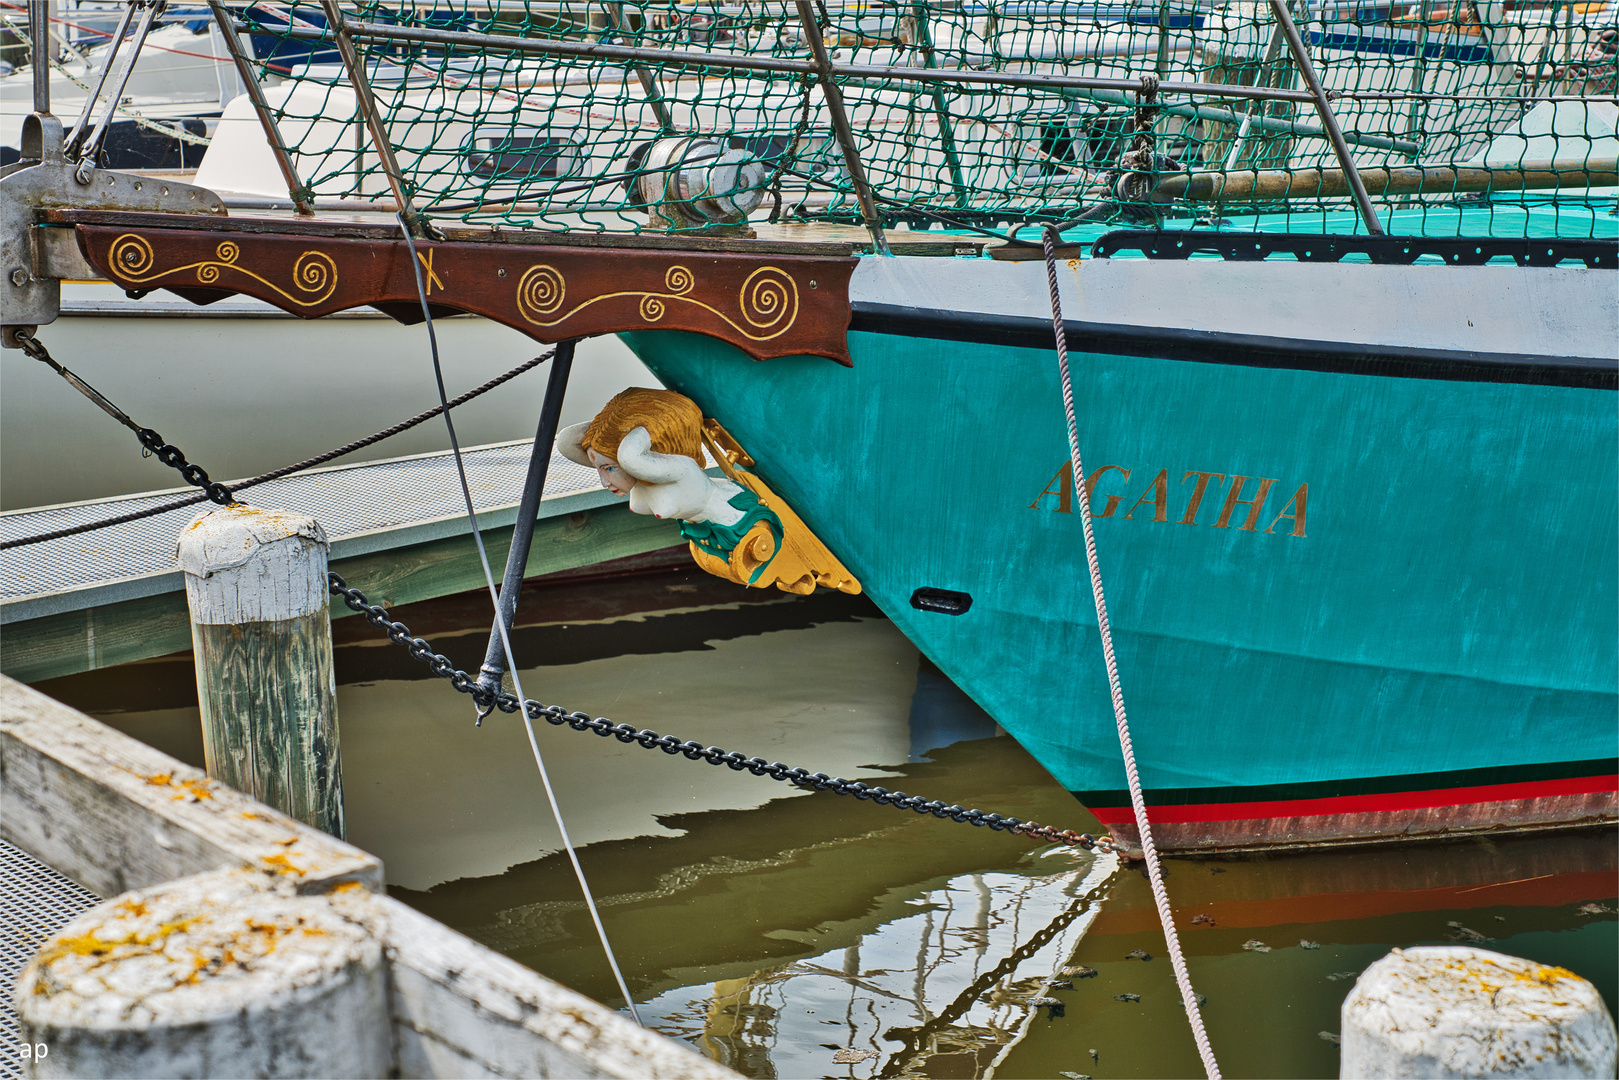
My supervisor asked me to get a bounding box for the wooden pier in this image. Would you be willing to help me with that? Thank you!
[0,439,686,684]
[0,675,737,1079]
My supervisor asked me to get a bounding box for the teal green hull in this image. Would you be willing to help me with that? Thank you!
[623,318,1617,838]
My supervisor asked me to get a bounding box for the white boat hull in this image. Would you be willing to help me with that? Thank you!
[0,284,658,509]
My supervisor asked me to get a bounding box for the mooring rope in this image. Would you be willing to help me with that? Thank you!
[1040,225,1221,1079]
[395,215,644,1026]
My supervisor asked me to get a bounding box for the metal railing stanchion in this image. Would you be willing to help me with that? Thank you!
[72,0,167,180]
[318,0,425,235]
[209,1,314,216]
[1267,0,1386,234]
[29,0,49,114]
[602,3,676,134]
[792,0,890,255]
[62,1,135,153]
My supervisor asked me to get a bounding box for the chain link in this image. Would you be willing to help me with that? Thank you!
[16,331,234,506]
[135,426,234,505]
[3,343,556,550]
[327,570,1114,854]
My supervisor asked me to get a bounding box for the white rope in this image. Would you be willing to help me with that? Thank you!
[1039,227,1221,1079]
[397,216,644,1026]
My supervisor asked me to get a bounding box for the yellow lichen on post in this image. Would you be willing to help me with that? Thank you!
[1342,946,1617,1078]
[16,867,390,1079]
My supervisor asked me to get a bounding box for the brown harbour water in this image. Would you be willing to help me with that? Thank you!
[40,564,1619,1080]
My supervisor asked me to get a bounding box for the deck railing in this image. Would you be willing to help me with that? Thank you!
[194,1,1619,240]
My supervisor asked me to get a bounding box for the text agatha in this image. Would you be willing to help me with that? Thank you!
[1029,461,1308,537]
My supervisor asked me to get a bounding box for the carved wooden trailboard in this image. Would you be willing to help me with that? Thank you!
[56,212,857,365]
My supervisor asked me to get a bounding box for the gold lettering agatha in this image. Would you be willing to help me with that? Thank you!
[1029,461,1308,538]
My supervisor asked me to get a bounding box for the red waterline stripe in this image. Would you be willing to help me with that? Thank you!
[1086,773,1619,825]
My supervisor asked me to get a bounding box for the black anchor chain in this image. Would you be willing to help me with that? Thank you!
[3,342,558,550]
[327,570,1117,855]
[15,330,234,506]
[133,428,234,506]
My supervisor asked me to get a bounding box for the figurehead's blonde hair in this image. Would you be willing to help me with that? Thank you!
[578,388,705,466]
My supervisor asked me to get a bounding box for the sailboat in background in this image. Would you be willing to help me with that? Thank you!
[0,3,657,509]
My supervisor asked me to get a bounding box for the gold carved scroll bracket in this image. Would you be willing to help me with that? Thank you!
[694,420,861,596]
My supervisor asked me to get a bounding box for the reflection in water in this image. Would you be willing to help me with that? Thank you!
[648,863,1112,1080]
[48,566,1619,1080]
[1001,830,1618,1079]
[908,656,1000,764]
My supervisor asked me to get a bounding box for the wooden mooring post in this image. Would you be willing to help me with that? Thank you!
[18,867,392,1079]
[1341,946,1617,1078]
[178,505,344,837]
[3,677,739,1080]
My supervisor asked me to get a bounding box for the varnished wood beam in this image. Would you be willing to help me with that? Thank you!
[1160,163,1619,201]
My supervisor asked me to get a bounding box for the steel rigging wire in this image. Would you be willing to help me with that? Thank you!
[395,215,643,1026]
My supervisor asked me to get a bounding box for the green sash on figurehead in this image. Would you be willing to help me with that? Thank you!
[679,488,784,584]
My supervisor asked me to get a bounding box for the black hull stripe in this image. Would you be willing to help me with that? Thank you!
[1072,758,1619,808]
[849,302,1619,390]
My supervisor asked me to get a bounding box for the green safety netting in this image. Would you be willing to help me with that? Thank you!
[226,0,1618,236]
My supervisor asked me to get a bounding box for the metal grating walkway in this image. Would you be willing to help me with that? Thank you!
[0,440,609,620]
[0,839,101,1076]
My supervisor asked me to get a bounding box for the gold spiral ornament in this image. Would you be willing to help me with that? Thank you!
[738,267,798,338]
[292,251,338,301]
[516,264,566,323]
[664,265,694,295]
[109,234,154,279]
[198,239,238,281]
[639,294,667,323]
